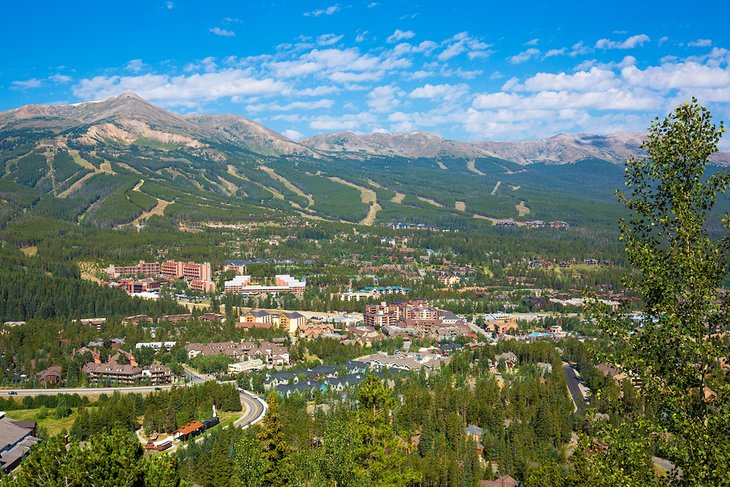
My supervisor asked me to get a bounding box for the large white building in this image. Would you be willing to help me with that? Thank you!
[224,275,306,296]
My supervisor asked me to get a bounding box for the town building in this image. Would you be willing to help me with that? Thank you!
[354,350,450,372]
[224,275,306,296]
[36,365,63,385]
[0,414,40,473]
[336,286,410,302]
[228,359,265,373]
[185,341,290,366]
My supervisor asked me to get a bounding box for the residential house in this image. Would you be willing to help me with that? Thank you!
[0,414,40,473]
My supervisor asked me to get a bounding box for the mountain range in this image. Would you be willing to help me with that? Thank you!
[0,93,727,231]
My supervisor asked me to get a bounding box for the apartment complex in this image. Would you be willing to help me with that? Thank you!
[236,309,306,334]
[83,362,174,385]
[364,299,442,327]
[224,275,306,296]
[364,299,471,340]
[185,341,290,366]
[106,260,215,294]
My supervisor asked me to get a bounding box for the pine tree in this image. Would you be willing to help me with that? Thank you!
[256,392,290,486]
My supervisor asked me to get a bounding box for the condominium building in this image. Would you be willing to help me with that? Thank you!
[224,275,306,296]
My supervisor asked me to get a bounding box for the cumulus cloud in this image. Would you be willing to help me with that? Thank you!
[438,32,491,61]
[367,85,403,113]
[126,59,146,72]
[595,34,650,50]
[505,67,620,92]
[309,112,377,130]
[282,129,303,140]
[387,29,415,43]
[409,83,468,101]
[72,70,286,106]
[246,99,334,113]
[210,27,236,37]
[304,4,340,17]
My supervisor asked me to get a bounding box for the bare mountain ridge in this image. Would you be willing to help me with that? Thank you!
[0,93,315,158]
[302,130,729,166]
[1,93,727,165]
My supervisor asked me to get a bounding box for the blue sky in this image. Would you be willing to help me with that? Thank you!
[2,0,730,145]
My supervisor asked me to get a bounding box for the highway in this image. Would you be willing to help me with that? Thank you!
[0,368,267,431]
[182,366,267,430]
[0,384,173,396]
[563,363,586,415]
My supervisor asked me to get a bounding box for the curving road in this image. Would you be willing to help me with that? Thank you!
[1,368,267,431]
[182,366,267,430]
[563,363,586,415]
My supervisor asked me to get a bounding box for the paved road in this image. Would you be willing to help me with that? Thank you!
[182,366,267,430]
[563,363,585,415]
[0,384,174,396]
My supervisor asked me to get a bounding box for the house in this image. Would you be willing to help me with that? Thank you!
[275,311,306,334]
[0,414,40,473]
[142,363,174,384]
[464,424,483,437]
[228,359,265,374]
[495,352,518,369]
[174,420,205,441]
[486,315,519,335]
[481,475,519,487]
[264,371,298,389]
[240,309,273,324]
[36,365,63,385]
[236,321,274,330]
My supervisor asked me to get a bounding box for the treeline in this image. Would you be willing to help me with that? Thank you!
[1,430,181,487]
[0,245,182,323]
[71,383,241,439]
[179,341,577,486]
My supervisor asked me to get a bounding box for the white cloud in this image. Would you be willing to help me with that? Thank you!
[72,70,286,105]
[329,71,384,83]
[409,83,468,101]
[509,48,540,64]
[367,85,402,113]
[309,112,377,130]
[246,99,334,112]
[506,67,620,92]
[126,59,146,72]
[355,31,368,42]
[687,39,712,48]
[11,78,43,89]
[595,34,650,50]
[526,38,539,46]
[317,33,343,46]
[267,60,321,78]
[387,29,415,43]
[437,32,490,61]
[49,74,72,84]
[210,27,235,37]
[304,4,340,17]
[165,1,173,10]
[622,62,730,90]
[282,129,303,140]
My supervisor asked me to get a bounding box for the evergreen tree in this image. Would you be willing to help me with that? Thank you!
[256,392,291,486]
